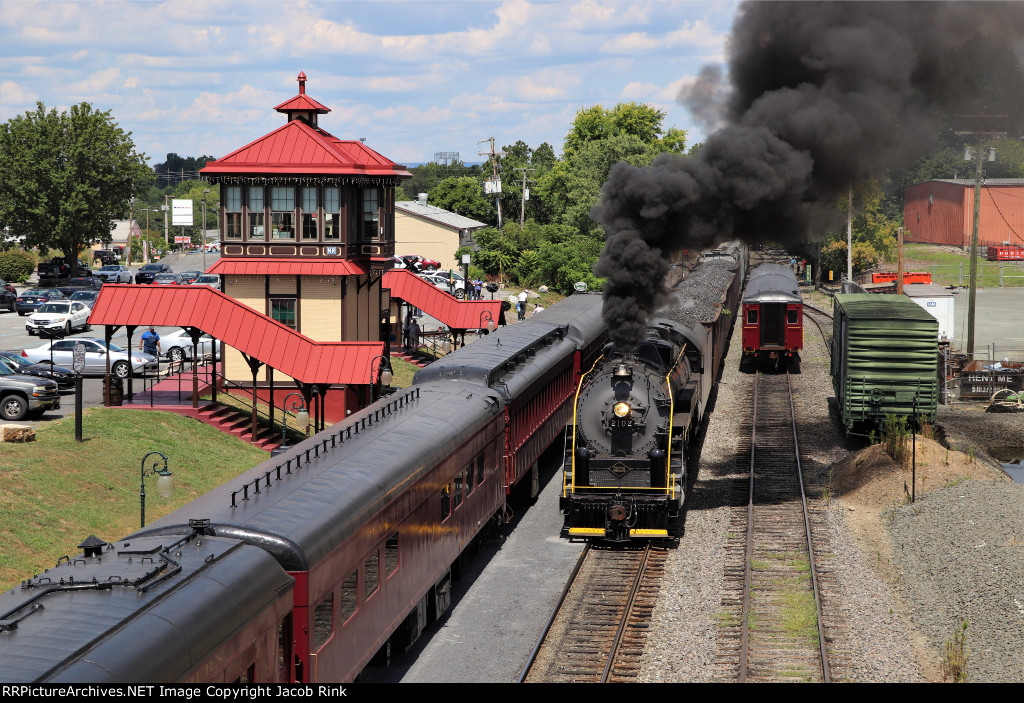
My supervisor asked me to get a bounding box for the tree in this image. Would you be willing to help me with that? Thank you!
[496,140,559,225]
[429,176,496,225]
[0,103,150,263]
[563,103,671,155]
[536,133,664,236]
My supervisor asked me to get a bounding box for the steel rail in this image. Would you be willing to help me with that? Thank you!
[601,543,652,683]
[739,372,758,683]
[787,371,831,683]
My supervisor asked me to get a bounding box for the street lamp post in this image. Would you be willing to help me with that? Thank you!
[479,309,496,333]
[140,451,174,528]
[369,355,393,403]
[276,393,309,453]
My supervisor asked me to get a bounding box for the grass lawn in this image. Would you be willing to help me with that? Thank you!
[898,243,1024,287]
[0,408,269,592]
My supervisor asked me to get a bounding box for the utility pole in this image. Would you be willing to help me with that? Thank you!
[126,198,134,267]
[846,185,853,282]
[164,194,170,248]
[480,137,503,229]
[514,167,536,228]
[897,227,904,295]
[955,114,1006,359]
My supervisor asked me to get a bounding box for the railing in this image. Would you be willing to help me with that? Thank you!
[228,387,421,507]
[129,352,308,445]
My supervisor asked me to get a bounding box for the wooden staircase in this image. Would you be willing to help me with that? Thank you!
[196,402,282,452]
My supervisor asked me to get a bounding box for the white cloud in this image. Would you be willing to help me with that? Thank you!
[507,68,583,101]
[0,81,39,113]
[71,68,122,95]
[600,19,725,53]
[177,84,279,126]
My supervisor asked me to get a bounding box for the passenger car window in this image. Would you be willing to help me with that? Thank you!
[385,533,399,578]
[313,593,333,651]
[365,552,379,599]
[340,571,358,624]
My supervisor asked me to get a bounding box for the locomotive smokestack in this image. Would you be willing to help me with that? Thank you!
[595,1,1024,351]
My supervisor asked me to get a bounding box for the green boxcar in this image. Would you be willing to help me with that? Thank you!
[831,294,938,435]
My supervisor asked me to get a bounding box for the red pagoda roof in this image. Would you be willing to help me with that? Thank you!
[201,119,411,177]
[274,70,330,114]
[200,70,410,179]
[87,285,385,385]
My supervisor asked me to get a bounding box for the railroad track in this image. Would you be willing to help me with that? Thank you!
[519,542,668,683]
[715,370,834,682]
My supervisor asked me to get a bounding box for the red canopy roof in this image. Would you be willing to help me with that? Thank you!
[87,285,385,385]
[382,270,501,330]
[206,258,367,277]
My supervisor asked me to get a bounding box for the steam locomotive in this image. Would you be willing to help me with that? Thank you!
[561,245,745,541]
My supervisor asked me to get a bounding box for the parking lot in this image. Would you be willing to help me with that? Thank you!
[1,252,216,426]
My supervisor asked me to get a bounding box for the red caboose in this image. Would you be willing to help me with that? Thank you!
[742,263,803,367]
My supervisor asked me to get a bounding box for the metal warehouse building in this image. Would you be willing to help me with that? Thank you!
[904,178,1024,249]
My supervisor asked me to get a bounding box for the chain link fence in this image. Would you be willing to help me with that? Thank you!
[904,261,1024,288]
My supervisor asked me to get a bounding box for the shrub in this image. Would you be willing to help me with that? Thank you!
[881,413,911,467]
[0,250,37,282]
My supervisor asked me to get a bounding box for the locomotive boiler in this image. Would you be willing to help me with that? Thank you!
[561,246,743,542]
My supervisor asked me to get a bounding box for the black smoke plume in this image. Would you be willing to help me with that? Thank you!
[594,1,1024,352]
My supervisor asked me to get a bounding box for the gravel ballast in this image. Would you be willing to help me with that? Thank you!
[638,290,1022,682]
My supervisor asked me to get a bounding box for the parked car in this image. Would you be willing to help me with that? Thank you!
[0,288,14,313]
[0,361,60,421]
[69,290,100,307]
[204,242,220,252]
[135,263,173,284]
[153,272,185,285]
[160,329,221,363]
[192,274,221,291]
[57,277,104,297]
[37,258,90,284]
[0,351,75,390]
[399,254,441,272]
[90,249,119,267]
[0,279,16,296]
[22,339,158,379]
[26,301,91,336]
[418,270,467,299]
[95,265,133,284]
[178,270,202,284]
[14,288,66,316]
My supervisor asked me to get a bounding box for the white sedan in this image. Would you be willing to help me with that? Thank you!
[22,339,158,379]
[418,271,467,299]
[26,301,91,336]
[160,329,221,363]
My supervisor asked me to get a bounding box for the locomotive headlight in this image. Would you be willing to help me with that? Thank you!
[613,402,631,418]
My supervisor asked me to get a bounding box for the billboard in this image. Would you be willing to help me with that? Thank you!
[172,199,194,226]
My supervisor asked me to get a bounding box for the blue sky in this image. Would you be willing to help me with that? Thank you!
[1,0,736,166]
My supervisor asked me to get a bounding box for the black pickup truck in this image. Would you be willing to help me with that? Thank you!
[37,258,92,285]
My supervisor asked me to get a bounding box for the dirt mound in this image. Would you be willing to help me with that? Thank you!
[829,435,1007,584]
[831,436,1005,512]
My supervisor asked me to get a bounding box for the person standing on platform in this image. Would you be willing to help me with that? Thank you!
[140,326,161,358]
